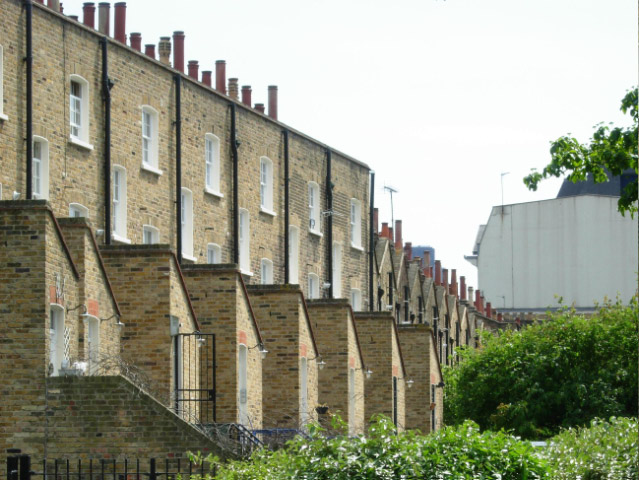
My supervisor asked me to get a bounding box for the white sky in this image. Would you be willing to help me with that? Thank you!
[63,0,638,289]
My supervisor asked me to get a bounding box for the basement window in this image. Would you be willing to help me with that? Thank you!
[141,105,161,175]
[32,136,49,200]
[69,75,92,150]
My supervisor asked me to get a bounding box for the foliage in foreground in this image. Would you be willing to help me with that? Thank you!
[524,87,638,216]
[546,416,638,480]
[444,300,638,439]
[207,416,548,479]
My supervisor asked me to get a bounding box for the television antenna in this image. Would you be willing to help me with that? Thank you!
[384,185,398,240]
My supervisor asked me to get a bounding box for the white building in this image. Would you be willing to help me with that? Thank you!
[466,194,638,312]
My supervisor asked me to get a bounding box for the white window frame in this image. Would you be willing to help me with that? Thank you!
[348,367,356,435]
[239,208,251,274]
[69,203,89,218]
[181,188,195,261]
[332,242,342,298]
[112,165,130,243]
[300,356,309,427]
[204,133,222,197]
[86,315,100,375]
[143,225,160,244]
[238,343,249,425]
[69,75,92,150]
[350,198,363,250]
[207,243,221,264]
[308,272,320,300]
[32,136,49,200]
[259,156,275,215]
[308,182,321,236]
[49,304,66,376]
[351,288,362,312]
[260,258,273,284]
[141,105,161,175]
[288,225,299,284]
[0,45,7,121]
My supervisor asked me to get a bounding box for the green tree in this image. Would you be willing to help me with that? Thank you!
[444,300,638,439]
[524,88,638,216]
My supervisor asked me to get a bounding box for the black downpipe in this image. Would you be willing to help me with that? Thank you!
[25,0,33,199]
[369,171,375,311]
[101,37,112,244]
[326,149,333,298]
[231,104,239,265]
[283,130,290,283]
[174,75,182,264]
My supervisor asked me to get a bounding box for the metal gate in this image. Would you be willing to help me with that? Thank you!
[173,332,216,425]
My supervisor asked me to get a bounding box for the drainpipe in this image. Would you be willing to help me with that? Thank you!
[230,104,239,265]
[283,129,290,284]
[369,171,375,311]
[326,149,333,299]
[25,0,33,199]
[101,37,112,244]
[174,74,182,264]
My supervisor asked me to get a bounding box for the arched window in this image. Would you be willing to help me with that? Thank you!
[300,356,309,427]
[141,105,161,174]
[49,304,66,376]
[288,226,300,283]
[69,203,89,218]
[207,243,221,264]
[350,198,362,249]
[204,133,221,195]
[260,156,275,214]
[112,165,129,242]
[260,258,273,284]
[308,273,319,300]
[86,315,100,375]
[69,74,92,149]
[238,344,248,425]
[143,225,159,244]
[308,182,321,235]
[32,136,49,200]
[351,288,362,311]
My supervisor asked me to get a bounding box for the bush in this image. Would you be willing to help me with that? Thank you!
[545,416,639,480]
[207,416,549,479]
[444,299,638,438]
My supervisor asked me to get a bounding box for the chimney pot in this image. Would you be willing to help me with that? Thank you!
[98,2,110,36]
[241,85,252,106]
[497,312,503,322]
[424,250,431,270]
[228,78,239,99]
[215,60,227,94]
[144,44,156,60]
[435,260,442,285]
[460,276,467,300]
[394,220,403,250]
[268,85,278,120]
[130,32,142,51]
[47,0,60,12]
[380,222,390,239]
[404,242,412,261]
[443,268,449,290]
[373,208,379,236]
[255,103,265,114]
[451,269,458,297]
[113,2,126,43]
[486,302,492,318]
[172,31,185,72]
[187,60,199,80]
[69,15,79,21]
[202,71,212,87]
[158,37,171,65]
[82,2,95,27]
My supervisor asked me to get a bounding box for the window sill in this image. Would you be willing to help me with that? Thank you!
[204,187,224,198]
[260,206,277,217]
[350,243,364,252]
[112,234,131,244]
[182,254,197,263]
[240,269,254,277]
[141,163,163,176]
[309,229,323,238]
[0,113,8,121]
[69,136,94,151]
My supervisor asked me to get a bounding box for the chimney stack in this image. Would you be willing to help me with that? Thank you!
[373,208,379,235]
[468,286,474,306]
[228,78,239,99]
[451,269,457,296]
[202,71,212,87]
[47,0,60,12]
[381,222,390,239]
[255,103,265,114]
[443,268,449,291]
[486,302,492,318]
[98,2,110,35]
[480,295,485,314]
[404,242,412,261]
[69,15,79,21]
[435,260,442,285]
[187,60,199,80]
[394,220,403,250]
[460,276,466,300]
[475,289,481,310]
[389,227,394,243]
[215,60,226,94]
[113,2,126,43]
[172,31,185,72]
[241,86,252,106]
[144,44,156,60]
[158,37,171,65]
[497,312,503,322]
[83,2,95,28]
[129,32,141,51]
[268,85,278,120]
[429,266,433,278]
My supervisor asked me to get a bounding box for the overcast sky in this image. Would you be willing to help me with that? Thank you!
[62,0,638,289]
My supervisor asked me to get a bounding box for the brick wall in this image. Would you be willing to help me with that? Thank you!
[247,285,319,429]
[182,264,263,429]
[306,299,366,435]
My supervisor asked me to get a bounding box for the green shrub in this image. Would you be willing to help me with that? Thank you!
[544,416,638,480]
[444,299,638,438]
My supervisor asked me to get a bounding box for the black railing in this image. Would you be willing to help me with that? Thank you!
[174,332,216,425]
[6,456,215,480]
